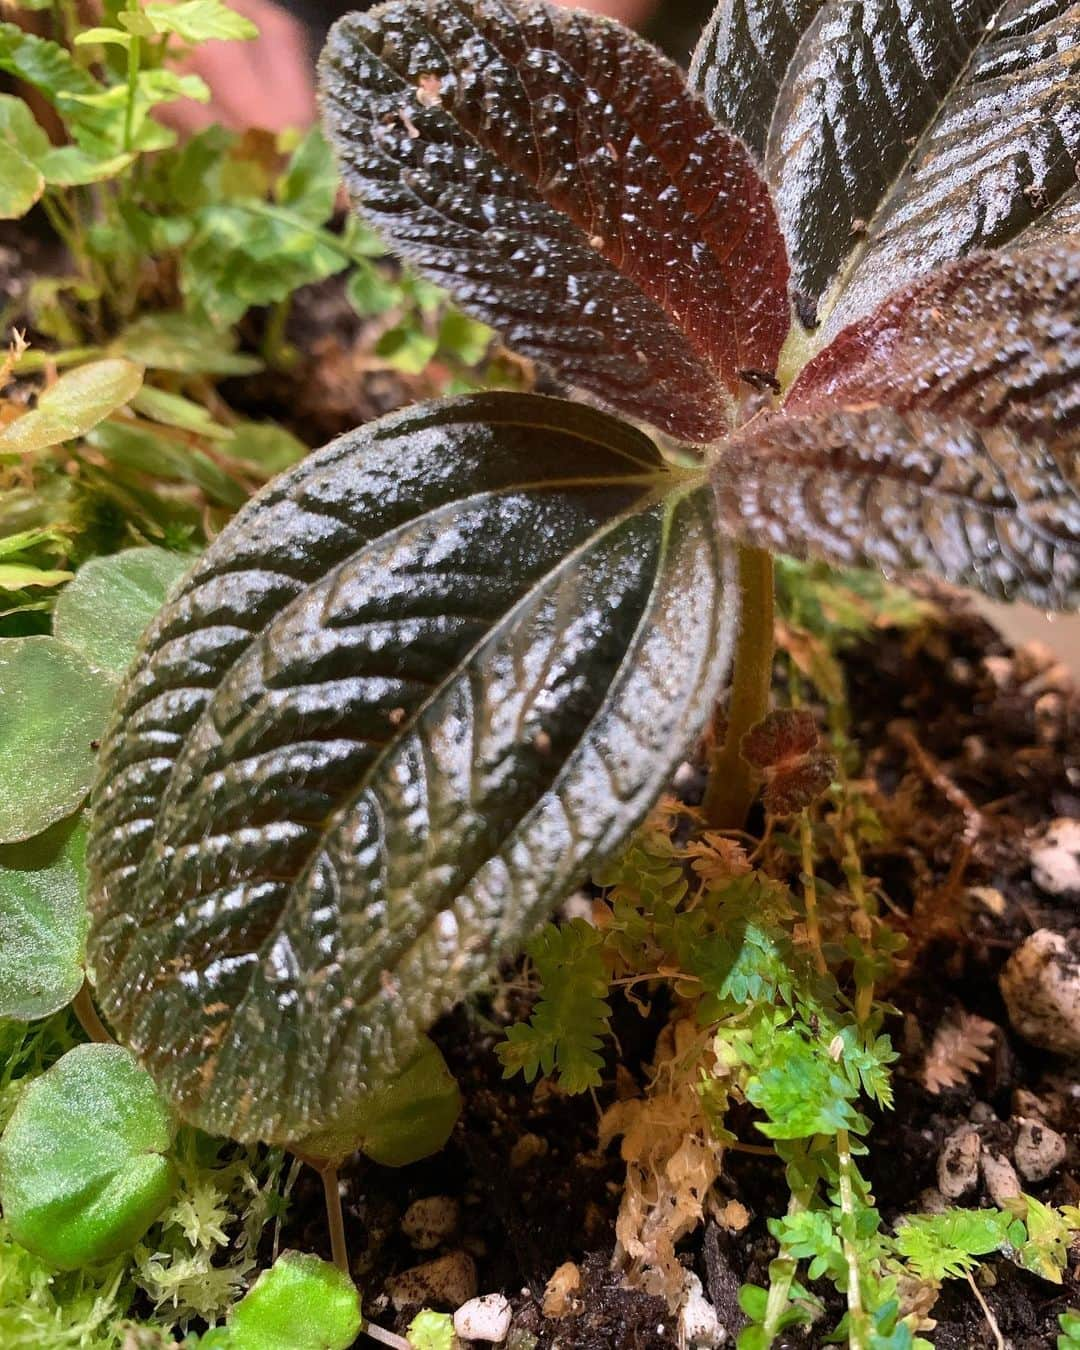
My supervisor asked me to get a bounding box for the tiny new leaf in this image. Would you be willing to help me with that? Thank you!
[214,1250,362,1350]
[0,1043,176,1269]
[87,394,736,1142]
[319,0,790,443]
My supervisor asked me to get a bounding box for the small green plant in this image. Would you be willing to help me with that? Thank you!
[1060,1310,1080,1350]
[191,1250,362,1350]
[406,1309,456,1350]
[0,1042,176,1268]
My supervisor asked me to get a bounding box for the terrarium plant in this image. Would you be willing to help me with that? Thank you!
[81,0,1078,1155]
[0,0,1075,1341]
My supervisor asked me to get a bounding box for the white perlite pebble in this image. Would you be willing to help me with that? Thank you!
[454,1293,513,1343]
[679,1272,724,1348]
[1000,930,1080,1056]
[1030,819,1080,896]
[1013,1117,1068,1181]
[937,1126,981,1199]
[981,1150,1022,1207]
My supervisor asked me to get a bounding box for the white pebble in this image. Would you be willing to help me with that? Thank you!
[1000,930,1080,1056]
[454,1293,512,1343]
[937,1126,981,1199]
[1013,1117,1067,1181]
[679,1272,724,1348]
[1030,819,1080,896]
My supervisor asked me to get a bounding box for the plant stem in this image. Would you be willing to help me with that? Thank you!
[836,1128,867,1350]
[704,546,775,830]
[261,297,294,368]
[123,2,141,153]
[799,813,827,975]
[761,1186,809,1345]
[965,1270,1006,1350]
[72,980,113,1044]
[363,1323,411,1350]
[296,1154,351,1275]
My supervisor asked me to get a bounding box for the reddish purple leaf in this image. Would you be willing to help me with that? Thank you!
[788,242,1080,450]
[712,406,1080,608]
[741,707,819,770]
[319,0,790,444]
[741,709,836,816]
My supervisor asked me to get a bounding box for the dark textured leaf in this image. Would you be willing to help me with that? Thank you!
[319,0,790,444]
[87,393,736,1143]
[712,405,1080,608]
[789,242,1080,450]
[717,0,1080,333]
[690,0,825,156]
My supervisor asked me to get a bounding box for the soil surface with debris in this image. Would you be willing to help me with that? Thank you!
[274,592,1079,1350]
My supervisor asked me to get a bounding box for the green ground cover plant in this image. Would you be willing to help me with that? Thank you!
[0,0,1077,1346]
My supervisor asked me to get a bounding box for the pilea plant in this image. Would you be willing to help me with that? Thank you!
[83,0,1077,1193]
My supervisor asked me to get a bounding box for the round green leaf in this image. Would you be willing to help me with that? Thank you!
[0,359,143,454]
[54,547,190,679]
[297,1036,460,1166]
[0,139,44,219]
[87,393,737,1143]
[0,1043,176,1269]
[0,816,88,1020]
[226,1251,361,1350]
[0,637,116,844]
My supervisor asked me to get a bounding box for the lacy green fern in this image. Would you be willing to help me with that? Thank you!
[496,918,612,1094]
[894,1210,1013,1282]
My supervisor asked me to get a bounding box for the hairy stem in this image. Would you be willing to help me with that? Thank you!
[72,980,113,1044]
[704,546,775,830]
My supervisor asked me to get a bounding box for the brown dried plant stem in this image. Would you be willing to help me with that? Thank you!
[72,979,113,1044]
[704,546,775,829]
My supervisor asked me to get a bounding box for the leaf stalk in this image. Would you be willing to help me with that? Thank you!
[704,546,775,829]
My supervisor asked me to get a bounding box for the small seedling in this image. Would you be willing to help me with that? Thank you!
[193,1249,362,1350]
